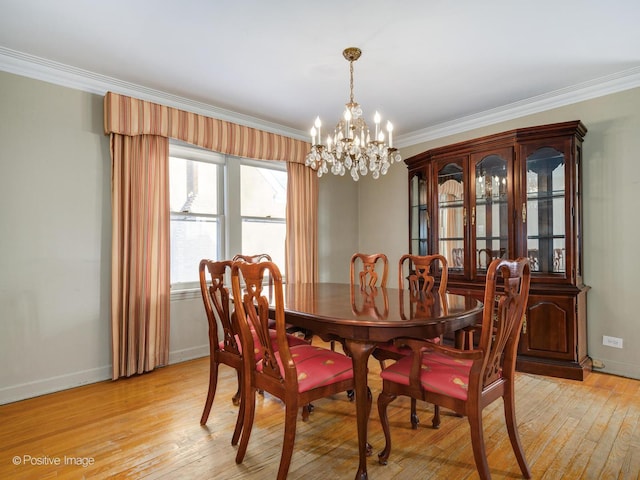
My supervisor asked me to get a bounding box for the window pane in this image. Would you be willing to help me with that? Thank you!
[241,220,286,271]
[240,165,286,218]
[170,215,219,284]
[169,157,218,214]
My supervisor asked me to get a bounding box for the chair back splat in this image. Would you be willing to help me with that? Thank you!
[398,253,448,296]
[377,257,532,480]
[350,252,388,288]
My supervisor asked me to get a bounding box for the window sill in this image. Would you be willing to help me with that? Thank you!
[170,288,201,301]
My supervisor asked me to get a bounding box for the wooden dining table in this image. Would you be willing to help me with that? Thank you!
[278,282,484,480]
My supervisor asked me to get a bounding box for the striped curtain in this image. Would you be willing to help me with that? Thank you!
[110,134,170,379]
[104,92,316,379]
[285,162,318,284]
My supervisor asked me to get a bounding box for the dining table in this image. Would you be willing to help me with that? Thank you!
[278,282,484,480]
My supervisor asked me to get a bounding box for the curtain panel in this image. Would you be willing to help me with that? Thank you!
[285,162,319,284]
[110,134,170,379]
[104,92,316,379]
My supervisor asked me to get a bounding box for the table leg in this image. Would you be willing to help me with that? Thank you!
[344,339,375,480]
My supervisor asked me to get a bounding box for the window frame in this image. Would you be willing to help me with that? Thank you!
[169,142,287,293]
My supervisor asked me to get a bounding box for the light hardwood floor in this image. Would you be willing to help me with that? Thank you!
[1,341,639,479]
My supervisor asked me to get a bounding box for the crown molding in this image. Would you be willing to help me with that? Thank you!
[2,46,639,147]
[396,66,640,147]
[0,46,308,141]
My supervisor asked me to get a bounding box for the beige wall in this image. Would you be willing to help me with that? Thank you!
[0,72,210,403]
[317,174,359,283]
[1,70,637,405]
[0,72,112,402]
[357,87,640,379]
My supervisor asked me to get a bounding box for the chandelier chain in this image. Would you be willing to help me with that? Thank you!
[349,59,355,105]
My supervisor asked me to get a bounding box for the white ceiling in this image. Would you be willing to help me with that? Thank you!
[2,0,640,146]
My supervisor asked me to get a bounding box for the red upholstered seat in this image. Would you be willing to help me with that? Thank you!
[380,349,474,401]
[265,344,354,393]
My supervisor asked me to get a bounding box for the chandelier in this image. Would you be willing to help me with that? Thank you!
[305,47,401,181]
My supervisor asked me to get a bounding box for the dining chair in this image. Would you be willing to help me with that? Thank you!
[377,258,532,480]
[198,259,244,443]
[234,253,313,343]
[231,260,359,480]
[373,253,448,428]
[336,251,389,356]
[350,252,389,288]
[198,259,307,440]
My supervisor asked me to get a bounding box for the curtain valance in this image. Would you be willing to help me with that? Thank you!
[104,92,309,164]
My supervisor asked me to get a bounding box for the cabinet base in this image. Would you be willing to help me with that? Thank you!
[516,355,593,381]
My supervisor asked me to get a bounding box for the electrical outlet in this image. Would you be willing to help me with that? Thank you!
[592,359,605,369]
[602,335,623,349]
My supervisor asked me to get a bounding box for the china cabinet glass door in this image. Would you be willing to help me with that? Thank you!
[409,171,428,255]
[436,160,465,274]
[471,149,511,276]
[524,145,566,275]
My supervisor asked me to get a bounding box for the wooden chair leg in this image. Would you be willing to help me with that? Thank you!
[377,390,396,465]
[504,388,532,478]
[232,369,241,406]
[231,384,244,446]
[431,404,441,429]
[235,388,256,464]
[302,403,312,421]
[200,360,219,425]
[277,402,298,480]
[410,398,419,429]
[467,409,491,480]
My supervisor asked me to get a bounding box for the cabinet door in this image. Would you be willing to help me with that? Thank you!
[409,170,429,255]
[434,157,467,278]
[470,147,514,279]
[518,139,574,282]
[519,295,577,362]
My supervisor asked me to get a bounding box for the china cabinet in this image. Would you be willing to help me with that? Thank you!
[406,121,590,380]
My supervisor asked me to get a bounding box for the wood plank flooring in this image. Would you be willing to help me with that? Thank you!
[1,341,639,479]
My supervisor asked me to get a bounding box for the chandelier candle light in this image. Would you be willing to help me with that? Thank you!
[305,47,401,181]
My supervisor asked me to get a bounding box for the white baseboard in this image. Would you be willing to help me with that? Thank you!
[598,358,640,381]
[0,345,210,405]
[0,365,112,406]
[168,345,209,365]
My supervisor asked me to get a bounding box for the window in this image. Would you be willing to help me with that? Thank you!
[240,163,287,271]
[169,144,287,290]
[169,146,224,288]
